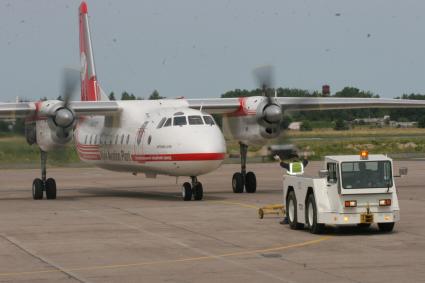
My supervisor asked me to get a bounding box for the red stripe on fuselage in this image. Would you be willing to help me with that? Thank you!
[131,153,226,163]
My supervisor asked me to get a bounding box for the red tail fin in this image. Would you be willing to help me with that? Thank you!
[79,1,105,101]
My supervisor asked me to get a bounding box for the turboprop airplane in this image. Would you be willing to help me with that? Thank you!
[2,1,425,201]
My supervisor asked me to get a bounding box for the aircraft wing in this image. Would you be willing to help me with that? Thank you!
[0,101,121,118]
[187,97,425,114]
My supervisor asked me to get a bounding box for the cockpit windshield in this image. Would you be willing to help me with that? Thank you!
[157,115,215,128]
[203,116,215,125]
[188,115,204,125]
[341,161,393,189]
[173,116,187,126]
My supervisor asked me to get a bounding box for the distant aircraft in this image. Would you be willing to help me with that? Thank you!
[1,1,425,201]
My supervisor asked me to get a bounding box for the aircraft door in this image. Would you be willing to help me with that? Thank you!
[134,121,149,155]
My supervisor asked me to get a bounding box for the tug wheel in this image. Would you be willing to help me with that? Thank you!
[286,191,303,230]
[306,193,324,234]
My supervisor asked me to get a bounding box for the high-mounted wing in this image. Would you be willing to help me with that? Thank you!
[0,101,121,119]
[187,97,425,114]
[277,97,425,111]
[0,102,36,118]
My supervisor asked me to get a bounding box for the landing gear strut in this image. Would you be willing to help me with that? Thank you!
[232,142,257,193]
[32,150,57,200]
[181,176,203,201]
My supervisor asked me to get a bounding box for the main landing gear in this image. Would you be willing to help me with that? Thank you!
[181,176,203,201]
[232,142,256,194]
[32,150,57,200]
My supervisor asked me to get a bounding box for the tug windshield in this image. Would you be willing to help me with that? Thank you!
[341,161,393,189]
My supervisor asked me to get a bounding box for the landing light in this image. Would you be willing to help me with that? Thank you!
[360,150,369,160]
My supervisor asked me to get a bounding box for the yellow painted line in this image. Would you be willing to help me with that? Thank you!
[0,236,331,277]
[210,200,260,209]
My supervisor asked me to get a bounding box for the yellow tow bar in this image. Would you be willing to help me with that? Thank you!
[258,204,285,219]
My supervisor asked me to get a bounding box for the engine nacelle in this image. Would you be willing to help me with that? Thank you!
[33,100,76,151]
[222,96,282,146]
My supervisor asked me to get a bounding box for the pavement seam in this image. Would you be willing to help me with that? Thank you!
[0,233,91,283]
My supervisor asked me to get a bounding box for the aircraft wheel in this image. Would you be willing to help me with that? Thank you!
[286,190,303,230]
[306,193,324,234]
[245,171,256,193]
[32,178,44,200]
[182,182,192,201]
[232,173,244,193]
[193,182,203,201]
[378,222,395,232]
[45,178,57,200]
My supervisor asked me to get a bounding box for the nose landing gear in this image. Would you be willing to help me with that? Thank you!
[181,176,203,201]
[32,150,57,200]
[232,142,257,194]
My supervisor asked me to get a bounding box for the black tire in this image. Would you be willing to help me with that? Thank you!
[232,172,244,193]
[378,222,395,232]
[193,182,203,201]
[182,182,192,201]
[45,178,57,200]
[32,178,44,200]
[357,223,371,229]
[286,190,303,230]
[306,194,324,234]
[245,171,257,193]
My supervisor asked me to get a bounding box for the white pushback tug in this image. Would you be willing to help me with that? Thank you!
[283,151,406,234]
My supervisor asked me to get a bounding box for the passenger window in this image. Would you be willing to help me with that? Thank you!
[327,163,338,184]
[188,115,204,125]
[157,117,167,129]
[115,135,118,144]
[89,135,93,145]
[163,118,172,127]
[121,134,124,144]
[126,134,130,144]
[94,135,98,144]
[173,116,187,126]
[203,115,215,125]
[84,135,88,144]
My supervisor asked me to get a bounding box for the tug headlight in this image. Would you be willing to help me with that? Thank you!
[344,200,357,207]
[379,199,392,206]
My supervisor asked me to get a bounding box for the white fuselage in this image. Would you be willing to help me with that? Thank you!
[74,100,226,177]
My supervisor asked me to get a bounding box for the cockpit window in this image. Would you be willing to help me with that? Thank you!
[173,116,187,126]
[188,115,204,125]
[163,118,172,127]
[157,117,167,129]
[203,115,215,125]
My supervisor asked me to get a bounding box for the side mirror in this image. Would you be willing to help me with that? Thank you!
[319,169,329,178]
[399,167,408,176]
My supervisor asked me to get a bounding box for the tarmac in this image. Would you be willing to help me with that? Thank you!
[0,161,424,283]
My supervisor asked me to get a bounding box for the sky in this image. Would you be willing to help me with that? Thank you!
[1,0,425,102]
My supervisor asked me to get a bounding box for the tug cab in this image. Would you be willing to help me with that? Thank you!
[283,151,406,234]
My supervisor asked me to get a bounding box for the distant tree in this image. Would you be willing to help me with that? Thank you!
[418,116,425,128]
[13,118,25,135]
[108,92,116,100]
[0,121,10,132]
[57,95,63,101]
[121,91,136,100]
[280,115,292,129]
[148,90,165,100]
[300,121,313,131]
[40,97,48,101]
[334,119,349,131]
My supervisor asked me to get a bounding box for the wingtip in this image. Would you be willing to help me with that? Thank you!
[79,1,88,14]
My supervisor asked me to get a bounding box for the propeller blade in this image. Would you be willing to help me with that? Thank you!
[61,67,80,108]
[253,65,275,96]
